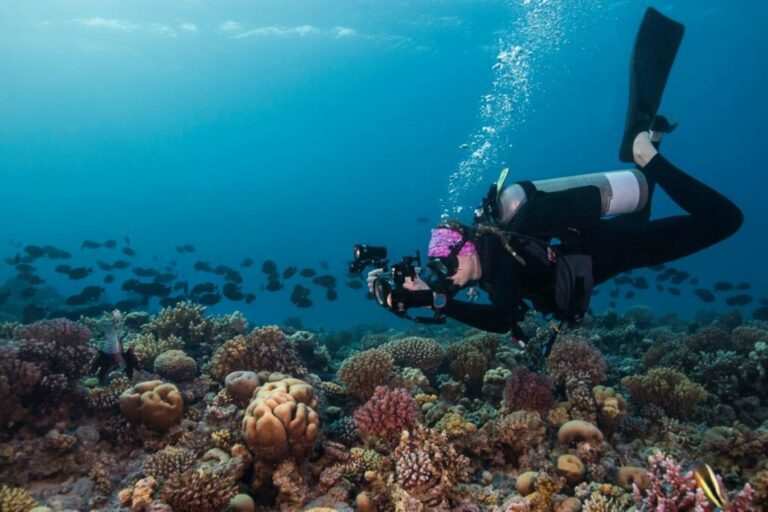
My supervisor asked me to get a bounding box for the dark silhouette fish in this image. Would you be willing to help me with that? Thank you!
[96,260,113,271]
[223,283,244,301]
[319,260,329,270]
[312,274,336,289]
[90,310,138,383]
[66,294,89,306]
[159,296,184,308]
[122,279,139,292]
[133,267,158,278]
[290,284,312,308]
[670,271,689,285]
[241,258,254,268]
[104,275,115,284]
[173,281,189,294]
[346,280,364,290]
[115,299,142,311]
[122,247,136,257]
[104,240,117,249]
[224,270,243,284]
[244,293,255,304]
[17,272,44,285]
[262,260,278,275]
[15,264,35,273]
[265,278,282,292]
[690,278,699,285]
[133,282,171,297]
[176,244,195,253]
[81,240,102,249]
[191,282,217,295]
[80,286,105,302]
[416,216,429,224]
[55,264,72,274]
[154,273,175,284]
[24,245,45,258]
[694,289,716,303]
[632,277,649,289]
[42,246,71,259]
[614,276,632,285]
[22,304,47,323]
[20,287,37,299]
[194,261,213,272]
[124,236,130,245]
[112,260,130,269]
[736,282,751,291]
[326,289,338,301]
[625,291,635,299]
[213,265,233,276]
[198,293,221,305]
[299,268,316,278]
[713,281,734,292]
[726,294,753,307]
[68,267,92,280]
[282,266,297,279]
[668,287,681,296]
[648,264,665,271]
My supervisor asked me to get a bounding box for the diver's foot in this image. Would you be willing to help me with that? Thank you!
[633,130,658,168]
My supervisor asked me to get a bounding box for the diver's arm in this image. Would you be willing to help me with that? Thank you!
[442,299,515,333]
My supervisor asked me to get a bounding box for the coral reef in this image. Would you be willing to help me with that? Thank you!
[161,468,238,512]
[353,386,419,441]
[546,334,607,386]
[380,336,445,374]
[153,349,197,382]
[622,367,708,419]
[119,380,184,431]
[337,348,394,400]
[502,366,555,414]
[0,484,38,512]
[446,332,500,389]
[210,326,306,381]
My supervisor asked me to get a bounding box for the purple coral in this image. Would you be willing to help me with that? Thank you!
[353,386,419,440]
[503,366,555,414]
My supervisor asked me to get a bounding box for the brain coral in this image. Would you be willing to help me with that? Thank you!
[162,468,238,512]
[546,334,607,386]
[337,349,394,400]
[380,337,445,374]
[353,386,419,440]
[211,326,306,381]
[154,349,197,382]
[119,380,184,431]
[242,377,319,462]
[621,367,707,419]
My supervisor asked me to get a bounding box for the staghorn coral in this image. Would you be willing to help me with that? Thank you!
[242,377,319,462]
[392,425,469,507]
[127,333,183,370]
[119,380,184,431]
[0,484,38,512]
[326,416,361,445]
[153,349,197,382]
[353,386,419,441]
[503,366,555,414]
[210,326,306,381]
[546,334,607,386]
[143,446,196,482]
[162,468,238,512]
[380,336,445,374]
[337,348,394,400]
[622,367,708,420]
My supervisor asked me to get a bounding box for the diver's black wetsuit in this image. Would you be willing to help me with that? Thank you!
[443,154,743,334]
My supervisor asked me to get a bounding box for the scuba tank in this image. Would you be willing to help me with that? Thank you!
[490,167,650,226]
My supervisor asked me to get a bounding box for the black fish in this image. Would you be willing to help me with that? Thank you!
[81,240,102,249]
[55,264,72,274]
[96,260,113,271]
[80,286,104,301]
[319,261,329,270]
[222,283,244,301]
[416,216,429,224]
[326,289,338,301]
[244,293,255,304]
[133,282,171,297]
[191,282,216,295]
[656,273,672,282]
[23,245,45,258]
[632,277,649,290]
[265,277,282,292]
[173,281,188,293]
[736,282,751,291]
[68,267,92,280]
[17,272,44,285]
[154,273,175,284]
[668,287,681,296]
[181,244,195,253]
[312,274,336,289]
[198,293,221,305]
[299,268,316,278]
[22,304,47,323]
[346,280,364,290]
[290,284,312,308]
[104,275,115,284]
[122,247,136,257]
[608,301,616,309]
[104,239,117,249]
[694,289,716,303]
[725,294,753,307]
[713,281,734,292]
[282,266,297,279]
[15,264,35,273]
[262,260,278,275]
[20,287,37,299]
[122,279,139,292]
[42,246,71,259]
[112,260,131,269]
[213,265,233,276]
[625,291,635,299]
[66,294,88,306]
[125,236,131,245]
[133,267,158,278]
[648,264,665,271]
[225,270,243,284]
[194,261,213,272]
[614,276,632,286]
[241,258,254,268]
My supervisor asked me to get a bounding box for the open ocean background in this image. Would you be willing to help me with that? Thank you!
[1,0,766,330]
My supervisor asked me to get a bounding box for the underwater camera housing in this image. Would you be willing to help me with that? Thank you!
[350,244,448,324]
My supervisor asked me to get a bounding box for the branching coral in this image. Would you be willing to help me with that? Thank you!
[0,484,38,512]
[85,374,130,411]
[127,333,184,370]
[546,334,607,386]
[632,451,711,511]
[502,366,555,414]
[162,468,238,512]
[353,386,419,441]
[210,326,306,381]
[446,332,500,389]
[380,336,445,374]
[622,367,708,420]
[143,446,197,482]
[337,349,394,400]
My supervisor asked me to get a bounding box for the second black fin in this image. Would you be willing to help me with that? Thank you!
[619,8,685,163]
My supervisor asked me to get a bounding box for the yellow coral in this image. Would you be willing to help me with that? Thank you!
[127,333,183,370]
[621,367,707,419]
[380,336,445,373]
[337,349,394,400]
[593,386,626,432]
[0,484,37,512]
[435,411,478,439]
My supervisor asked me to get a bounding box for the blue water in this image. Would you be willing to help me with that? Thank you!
[1,0,766,329]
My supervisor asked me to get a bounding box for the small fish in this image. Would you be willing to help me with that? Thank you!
[725,294,753,307]
[690,278,699,285]
[55,264,72,274]
[346,280,364,290]
[313,274,336,289]
[670,271,690,285]
[22,304,47,323]
[81,240,102,249]
[122,247,136,257]
[90,310,139,383]
[66,294,88,306]
[290,284,312,308]
[67,267,92,280]
[632,277,649,289]
[112,260,130,269]
[154,272,176,284]
[20,287,37,299]
[42,246,71,259]
[104,275,115,284]
[96,260,113,271]
[17,272,44,285]
[265,278,282,292]
[198,293,221,305]
[415,216,429,224]
[225,270,243,284]
[124,236,131,245]
[262,260,278,275]
[213,265,233,276]
[693,463,728,509]
[194,261,213,272]
[299,268,316,278]
[694,289,715,303]
[181,244,195,253]
[241,257,254,268]
[326,289,338,301]
[223,283,244,301]
[173,281,188,293]
[80,286,104,301]
[122,279,139,292]
[614,276,632,286]
[656,273,672,282]
[282,266,297,279]
[159,296,184,308]
[104,239,117,249]
[648,264,665,271]
[735,282,751,291]
[191,282,216,295]
[132,267,158,278]
[458,143,469,149]
[244,293,255,304]
[15,264,35,273]
[713,281,734,292]
[133,282,171,297]
[23,245,45,258]
[115,299,141,311]
[668,287,681,296]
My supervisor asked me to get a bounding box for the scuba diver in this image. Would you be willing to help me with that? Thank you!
[359,8,743,351]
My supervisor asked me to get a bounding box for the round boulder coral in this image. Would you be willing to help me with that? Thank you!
[546,334,607,386]
[119,380,184,431]
[380,337,445,374]
[211,326,306,381]
[225,370,262,405]
[154,350,197,382]
[337,349,394,400]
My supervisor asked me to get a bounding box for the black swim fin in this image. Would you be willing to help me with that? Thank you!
[619,8,685,162]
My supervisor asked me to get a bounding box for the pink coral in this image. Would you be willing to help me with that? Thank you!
[503,366,555,414]
[546,334,607,386]
[353,386,419,440]
[633,451,712,511]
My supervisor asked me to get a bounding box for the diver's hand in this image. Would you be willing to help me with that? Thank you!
[403,275,430,291]
[367,268,384,294]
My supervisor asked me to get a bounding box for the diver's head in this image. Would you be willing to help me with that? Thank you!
[427,224,482,287]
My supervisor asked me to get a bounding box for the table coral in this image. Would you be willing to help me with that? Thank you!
[380,336,445,374]
[119,380,184,431]
[337,348,394,400]
[353,386,419,441]
[210,326,306,381]
[621,367,707,420]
